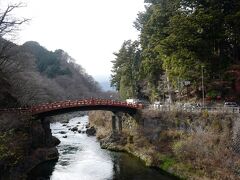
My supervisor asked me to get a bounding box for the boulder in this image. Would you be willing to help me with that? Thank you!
[71,126,78,132]
[86,127,96,136]
[85,123,90,129]
[59,131,67,134]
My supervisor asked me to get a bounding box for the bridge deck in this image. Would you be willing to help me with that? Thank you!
[0,99,143,115]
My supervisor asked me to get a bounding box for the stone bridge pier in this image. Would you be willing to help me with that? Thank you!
[111,113,122,134]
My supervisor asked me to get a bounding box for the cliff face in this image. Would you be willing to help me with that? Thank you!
[89,110,240,179]
[0,113,60,180]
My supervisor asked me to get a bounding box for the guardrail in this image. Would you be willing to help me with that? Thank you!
[149,105,240,114]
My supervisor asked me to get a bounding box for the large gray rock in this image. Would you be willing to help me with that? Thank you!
[71,126,78,132]
[86,127,96,136]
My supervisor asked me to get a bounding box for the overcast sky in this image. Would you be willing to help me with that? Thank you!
[5,0,145,82]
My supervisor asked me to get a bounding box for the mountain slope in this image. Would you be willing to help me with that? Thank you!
[0,39,102,107]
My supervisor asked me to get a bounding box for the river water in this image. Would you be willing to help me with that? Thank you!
[27,116,177,180]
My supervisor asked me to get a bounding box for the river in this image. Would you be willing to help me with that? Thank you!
[27,116,177,180]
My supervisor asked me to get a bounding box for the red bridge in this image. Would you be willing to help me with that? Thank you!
[0,99,143,117]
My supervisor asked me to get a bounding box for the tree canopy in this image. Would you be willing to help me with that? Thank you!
[111,0,240,101]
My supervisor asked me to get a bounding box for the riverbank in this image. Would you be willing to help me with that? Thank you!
[89,110,240,179]
[0,113,60,179]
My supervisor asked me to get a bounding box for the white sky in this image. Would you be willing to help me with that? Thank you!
[5,0,145,82]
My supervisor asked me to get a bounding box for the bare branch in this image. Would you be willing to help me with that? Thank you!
[0,2,30,38]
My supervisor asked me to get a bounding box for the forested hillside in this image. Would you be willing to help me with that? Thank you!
[0,39,103,108]
[111,0,240,102]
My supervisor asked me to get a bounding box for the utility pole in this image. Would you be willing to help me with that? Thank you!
[201,65,205,107]
[178,77,180,102]
[166,69,173,105]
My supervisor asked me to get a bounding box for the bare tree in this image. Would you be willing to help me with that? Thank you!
[0,2,29,73]
[0,2,29,38]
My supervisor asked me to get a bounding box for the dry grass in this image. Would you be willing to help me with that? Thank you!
[172,128,240,179]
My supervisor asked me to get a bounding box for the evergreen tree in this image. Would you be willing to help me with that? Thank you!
[111,40,141,99]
